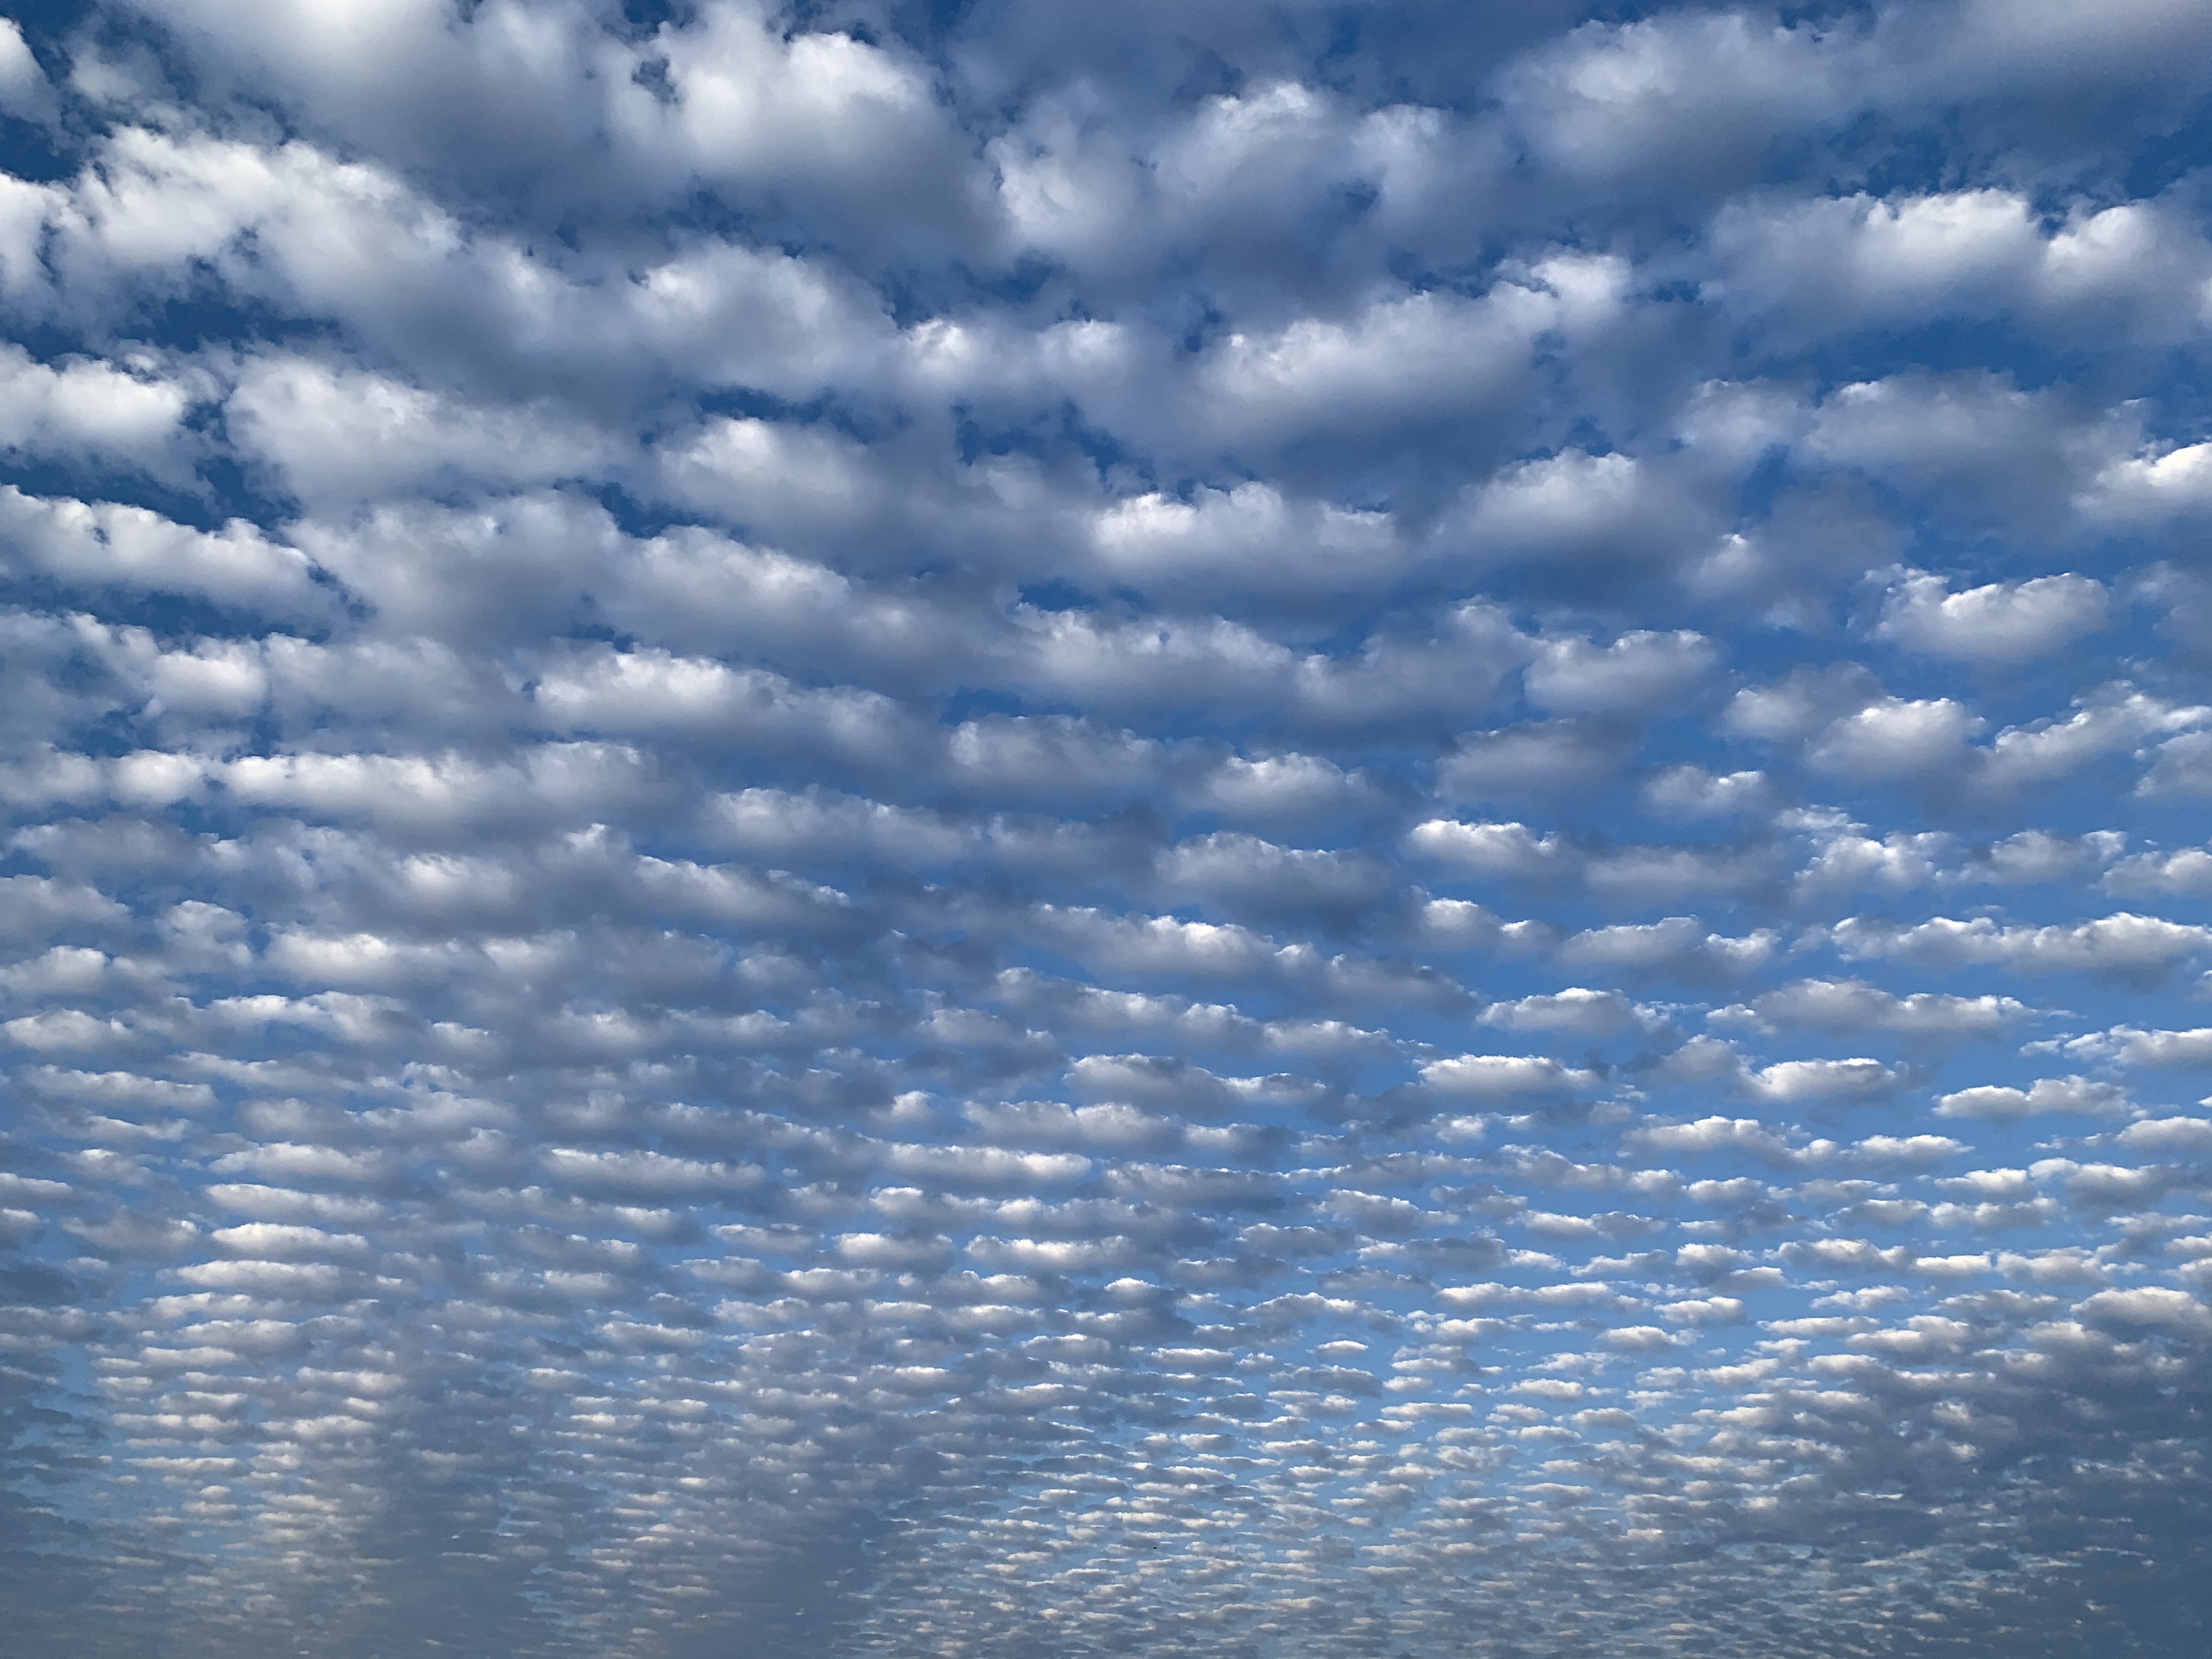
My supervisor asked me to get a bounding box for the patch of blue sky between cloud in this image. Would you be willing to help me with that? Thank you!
[2,2,2211,1656]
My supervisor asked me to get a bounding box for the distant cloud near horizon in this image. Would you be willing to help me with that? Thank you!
[2,3,2211,1655]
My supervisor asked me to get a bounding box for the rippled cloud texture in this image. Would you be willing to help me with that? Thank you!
[3,2,2212,1654]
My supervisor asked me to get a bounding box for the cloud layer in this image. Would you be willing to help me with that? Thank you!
[3,3,2211,1655]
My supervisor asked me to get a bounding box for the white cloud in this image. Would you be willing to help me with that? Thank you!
[1874,569,2108,662]
[1708,189,2212,342]
[1936,1075,2130,1121]
[1454,449,1699,571]
[1522,629,1716,713]
[1742,979,2027,1038]
[2080,440,2212,519]
[1831,912,2212,976]
[2058,1025,2212,1068]
[0,486,330,615]
[2103,845,2212,895]
[1808,697,1986,778]
[0,18,55,123]
[1641,765,1771,816]
[1405,818,1568,878]
[1750,1057,1900,1103]
[1481,989,1655,1037]
[1088,482,1405,599]
[228,356,617,506]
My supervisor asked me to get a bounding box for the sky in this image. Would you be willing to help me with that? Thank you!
[2,1,2211,1655]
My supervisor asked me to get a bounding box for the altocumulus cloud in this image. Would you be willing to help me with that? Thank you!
[2,3,2211,1656]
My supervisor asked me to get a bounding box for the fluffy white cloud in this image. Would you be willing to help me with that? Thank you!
[1874,569,2108,662]
[1808,697,1987,778]
[1522,629,1717,713]
[1830,912,2212,976]
[1936,1075,2130,1121]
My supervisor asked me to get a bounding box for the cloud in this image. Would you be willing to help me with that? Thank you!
[1748,1056,1901,1104]
[1419,1054,1598,1100]
[2056,1024,2212,1068]
[1874,569,2109,662]
[1830,912,2212,977]
[1935,1075,2131,1121]
[1808,697,1987,779]
[1480,988,1657,1038]
[1641,764,1771,816]
[1406,817,1570,878]
[1735,978,2028,1039]
[1453,449,1706,574]
[2080,439,2212,520]
[2103,844,2212,895]
[1434,720,1637,804]
[2,3,2210,1654]
[1522,630,1717,713]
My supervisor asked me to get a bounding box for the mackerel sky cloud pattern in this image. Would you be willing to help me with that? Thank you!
[3,3,2212,1655]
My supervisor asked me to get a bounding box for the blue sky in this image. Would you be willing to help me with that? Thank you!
[2,2,2211,1655]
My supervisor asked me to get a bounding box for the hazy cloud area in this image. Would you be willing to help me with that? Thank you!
[5,2,2212,1655]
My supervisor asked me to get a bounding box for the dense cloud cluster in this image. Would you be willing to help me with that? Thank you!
[2,2,2211,1654]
